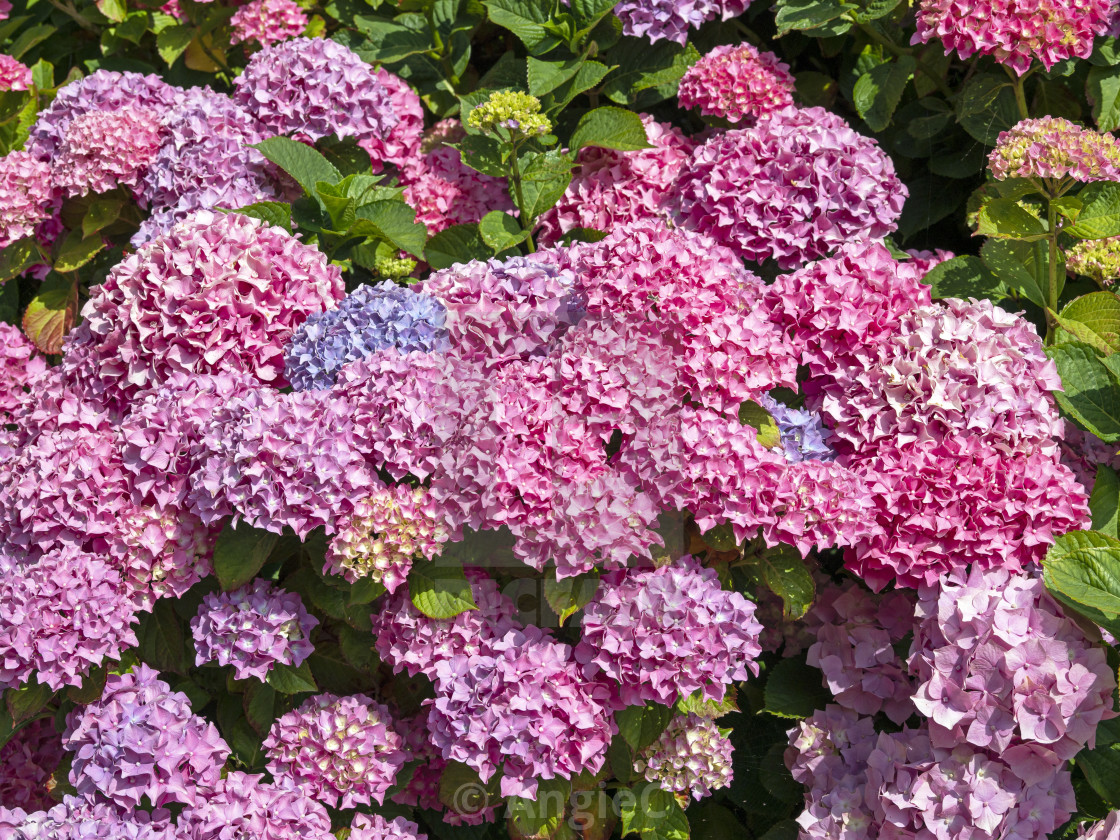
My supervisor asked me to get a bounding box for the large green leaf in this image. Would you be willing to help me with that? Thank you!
[1090,65,1120,131]
[1048,342,1120,441]
[352,200,428,258]
[773,0,854,34]
[763,655,832,719]
[478,210,526,252]
[22,274,78,354]
[212,521,280,591]
[543,571,599,625]
[6,682,53,725]
[601,38,699,107]
[1042,529,1120,637]
[980,239,1049,309]
[852,56,915,132]
[484,0,561,53]
[0,238,43,285]
[749,546,816,620]
[409,563,478,619]
[616,701,673,751]
[353,15,433,62]
[1059,292,1120,353]
[1090,465,1120,539]
[425,223,491,269]
[266,660,318,694]
[569,106,650,152]
[508,778,571,839]
[1068,182,1120,240]
[923,255,1005,301]
[619,781,690,840]
[253,137,341,197]
[975,198,1047,240]
[136,600,188,674]
[1079,717,1120,806]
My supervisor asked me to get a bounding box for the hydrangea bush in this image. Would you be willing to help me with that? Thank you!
[3,1,1120,840]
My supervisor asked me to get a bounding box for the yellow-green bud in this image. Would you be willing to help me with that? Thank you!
[467,91,552,138]
[375,255,418,280]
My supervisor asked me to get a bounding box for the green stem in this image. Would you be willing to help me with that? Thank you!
[856,22,954,100]
[1046,199,1059,342]
[1005,64,1030,120]
[508,150,535,253]
[45,0,98,32]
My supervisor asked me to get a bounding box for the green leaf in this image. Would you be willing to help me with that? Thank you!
[97,0,128,22]
[253,137,341,197]
[425,223,491,269]
[1090,465,1120,539]
[851,0,901,21]
[980,239,1049,309]
[773,0,854,33]
[352,200,428,258]
[6,682,53,724]
[763,655,831,719]
[0,280,17,326]
[212,521,280,591]
[439,761,500,817]
[750,546,816,620]
[1090,65,1120,132]
[527,55,586,97]
[67,666,108,705]
[757,821,800,840]
[484,0,561,53]
[352,15,433,62]
[82,197,125,239]
[619,781,690,840]
[29,59,53,91]
[516,149,575,222]
[0,238,43,285]
[233,201,292,230]
[267,660,318,694]
[975,198,1047,239]
[759,742,803,803]
[543,571,599,625]
[1079,717,1120,806]
[22,274,78,354]
[737,400,781,450]
[569,106,651,152]
[852,56,915,132]
[1059,292,1120,353]
[608,736,634,784]
[409,563,478,619]
[1068,182,1120,240]
[156,24,192,66]
[1048,342,1120,442]
[54,230,105,272]
[540,60,613,113]
[509,778,571,839]
[571,0,618,27]
[136,600,188,674]
[676,687,739,719]
[479,210,526,252]
[601,38,699,108]
[1043,529,1120,637]
[7,24,54,60]
[957,75,1019,144]
[923,255,1005,301]
[615,702,673,752]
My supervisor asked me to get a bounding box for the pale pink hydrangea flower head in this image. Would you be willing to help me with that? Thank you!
[0,151,53,248]
[52,107,164,197]
[1068,235,1120,286]
[678,42,795,123]
[177,770,334,840]
[1080,811,1120,839]
[230,0,308,46]
[0,323,46,427]
[634,713,734,801]
[349,813,427,840]
[0,54,30,91]
[615,0,751,44]
[989,116,1120,182]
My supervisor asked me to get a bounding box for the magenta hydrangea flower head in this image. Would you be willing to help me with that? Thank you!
[914,0,1110,75]
[0,0,9,18]
[536,115,693,246]
[614,0,750,44]
[989,116,1120,184]
[911,566,1117,761]
[263,693,408,809]
[371,568,523,678]
[804,581,916,723]
[350,814,427,840]
[230,0,308,46]
[51,107,164,197]
[64,664,230,808]
[26,70,182,161]
[1068,235,1120,286]
[575,555,762,706]
[0,323,45,427]
[191,580,318,681]
[324,484,450,591]
[360,68,425,170]
[232,36,398,145]
[0,547,138,691]
[0,718,63,811]
[177,771,333,840]
[634,714,733,802]
[62,210,343,404]
[0,54,30,91]
[0,795,176,840]
[428,626,616,799]
[0,151,53,248]
[673,106,906,270]
[678,42,795,123]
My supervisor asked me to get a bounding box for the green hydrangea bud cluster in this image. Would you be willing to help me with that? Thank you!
[1067,236,1120,286]
[468,91,552,138]
[375,254,418,280]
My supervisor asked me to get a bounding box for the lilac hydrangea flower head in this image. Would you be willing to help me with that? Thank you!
[536,115,693,246]
[756,394,834,463]
[232,36,398,145]
[176,771,333,840]
[0,547,138,691]
[0,151,53,248]
[110,505,218,610]
[0,323,45,427]
[52,107,164,197]
[634,714,733,802]
[914,0,1110,74]
[989,116,1120,182]
[263,693,408,809]
[1060,422,1120,490]
[62,210,343,404]
[0,55,30,91]
[1068,235,1120,286]
[324,484,450,592]
[673,106,906,270]
[615,0,751,44]
[678,42,795,123]
[64,664,230,808]
[911,566,1117,761]
[230,0,308,46]
[1080,812,1120,839]
[0,796,176,840]
[360,69,425,170]
[26,70,182,161]
[349,813,427,840]
[428,626,615,799]
[575,555,762,706]
[284,281,449,391]
[0,718,63,812]
[191,580,318,681]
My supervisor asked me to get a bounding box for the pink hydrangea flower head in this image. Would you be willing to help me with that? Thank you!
[0,548,138,691]
[763,458,877,555]
[1060,422,1120,489]
[1081,812,1120,839]
[0,1,10,20]
[634,713,733,801]
[0,719,63,811]
[324,485,450,591]
[575,555,762,706]
[0,151,53,248]
[0,55,30,91]
[191,580,318,681]
[0,323,46,427]
[989,116,1120,181]
[349,813,427,840]
[536,115,693,245]
[0,795,176,840]
[61,210,343,404]
[52,107,164,197]
[428,626,615,799]
[360,69,425,170]
[263,693,408,809]
[1067,235,1120,285]
[371,568,523,678]
[232,36,398,145]
[615,0,750,44]
[110,505,218,609]
[673,106,906,269]
[64,664,230,808]
[904,247,955,276]
[678,42,795,123]
[176,771,333,840]
[230,0,308,46]
[914,0,1111,74]
[805,582,916,723]
[911,566,1117,761]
